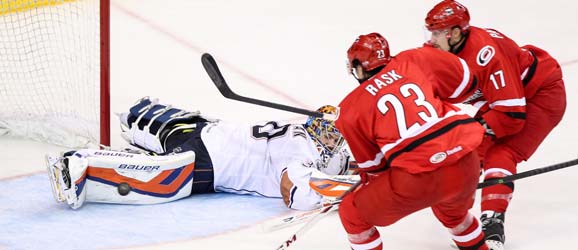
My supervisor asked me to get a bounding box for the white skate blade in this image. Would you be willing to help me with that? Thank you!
[45,155,66,202]
[450,240,503,250]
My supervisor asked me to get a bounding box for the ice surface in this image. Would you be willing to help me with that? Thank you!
[1,0,577,249]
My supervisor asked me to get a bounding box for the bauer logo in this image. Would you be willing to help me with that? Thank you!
[118,164,160,171]
[95,151,134,158]
[430,152,447,164]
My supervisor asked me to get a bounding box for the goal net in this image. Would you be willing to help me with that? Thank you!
[0,0,109,147]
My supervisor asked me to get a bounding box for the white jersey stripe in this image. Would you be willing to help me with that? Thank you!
[449,58,471,99]
[472,100,487,109]
[451,223,482,243]
[358,152,385,169]
[489,97,526,108]
[520,67,529,80]
[379,110,469,157]
[483,168,513,178]
[350,237,383,250]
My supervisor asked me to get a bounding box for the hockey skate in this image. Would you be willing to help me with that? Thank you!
[481,211,505,250]
[45,152,87,209]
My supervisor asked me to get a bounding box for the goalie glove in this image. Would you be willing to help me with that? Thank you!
[309,169,360,199]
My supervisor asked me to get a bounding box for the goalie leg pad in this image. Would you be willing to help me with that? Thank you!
[48,149,201,208]
[119,97,216,154]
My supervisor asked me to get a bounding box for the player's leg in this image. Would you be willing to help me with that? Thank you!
[338,193,383,250]
[338,167,449,249]
[480,78,566,248]
[432,152,488,250]
[118,97,216,154]
[46,148,197,209]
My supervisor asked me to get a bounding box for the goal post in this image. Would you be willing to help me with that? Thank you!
[0,0,110,147]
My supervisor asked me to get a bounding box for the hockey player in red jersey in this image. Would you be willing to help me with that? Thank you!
[336,33,489,250]
[424,1,566,249]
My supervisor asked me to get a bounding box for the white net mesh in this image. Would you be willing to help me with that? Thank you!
[0,0,103,147]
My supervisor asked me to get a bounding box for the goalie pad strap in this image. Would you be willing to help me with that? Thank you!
[128,97,203,137]
[123,97,211,153]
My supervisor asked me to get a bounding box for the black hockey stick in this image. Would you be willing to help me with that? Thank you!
[477,158,578,189]
[201,53,336,120]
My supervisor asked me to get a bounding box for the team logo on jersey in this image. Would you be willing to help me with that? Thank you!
[476,45,495,66]
[430,152,447,164]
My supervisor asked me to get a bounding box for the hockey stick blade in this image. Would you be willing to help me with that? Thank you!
[262,200,341,232]
[276,181,360,249]
[477,158,578,189]
[201,53,235,98]
[200,53,333,119]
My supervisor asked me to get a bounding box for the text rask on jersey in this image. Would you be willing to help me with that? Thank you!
[365,70,404,96]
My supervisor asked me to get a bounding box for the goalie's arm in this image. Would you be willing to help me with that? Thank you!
[280,163,360,211]
[279,162,329,211]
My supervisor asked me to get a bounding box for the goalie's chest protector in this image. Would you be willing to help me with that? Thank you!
[200,121,320,198]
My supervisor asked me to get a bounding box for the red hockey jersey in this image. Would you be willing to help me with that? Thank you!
[336,47,484,173]
[449,26,537,138]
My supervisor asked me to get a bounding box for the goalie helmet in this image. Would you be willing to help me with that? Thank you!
[425,0,470,32]
[347,32,391,78]
[304,105,347,174]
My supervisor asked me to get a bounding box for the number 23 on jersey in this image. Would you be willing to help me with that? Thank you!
[377,83,438,137]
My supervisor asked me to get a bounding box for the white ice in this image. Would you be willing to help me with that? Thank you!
[1,0,577,249]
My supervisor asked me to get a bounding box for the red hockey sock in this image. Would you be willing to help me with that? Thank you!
[339,194,382,249]
[481,170,514,213]
[450,214,488,250]
[347,227,382,250]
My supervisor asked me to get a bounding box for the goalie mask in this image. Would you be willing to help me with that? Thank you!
[304,105,348,175]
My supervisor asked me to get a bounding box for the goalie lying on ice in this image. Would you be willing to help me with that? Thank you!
[46,97,357,210]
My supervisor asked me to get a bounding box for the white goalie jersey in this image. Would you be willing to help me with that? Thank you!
[201,120,335,210]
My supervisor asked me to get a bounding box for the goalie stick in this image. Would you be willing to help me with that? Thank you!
[200,53,337,120]
[263,173,359,232]
[262,201,340,232]
[276,181,361,250]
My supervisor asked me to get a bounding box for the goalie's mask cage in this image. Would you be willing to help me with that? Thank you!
[0,0,110,147]
[304,105,345,161]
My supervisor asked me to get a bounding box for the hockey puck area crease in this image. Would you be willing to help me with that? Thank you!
[117,182,131,196]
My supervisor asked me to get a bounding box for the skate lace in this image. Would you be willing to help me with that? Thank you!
[481,214,503,227]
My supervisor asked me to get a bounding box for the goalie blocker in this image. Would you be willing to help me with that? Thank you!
[47,97,354,210]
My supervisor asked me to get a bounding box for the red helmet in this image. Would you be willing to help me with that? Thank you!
[425,0,470,32]
[347,32,391,73]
